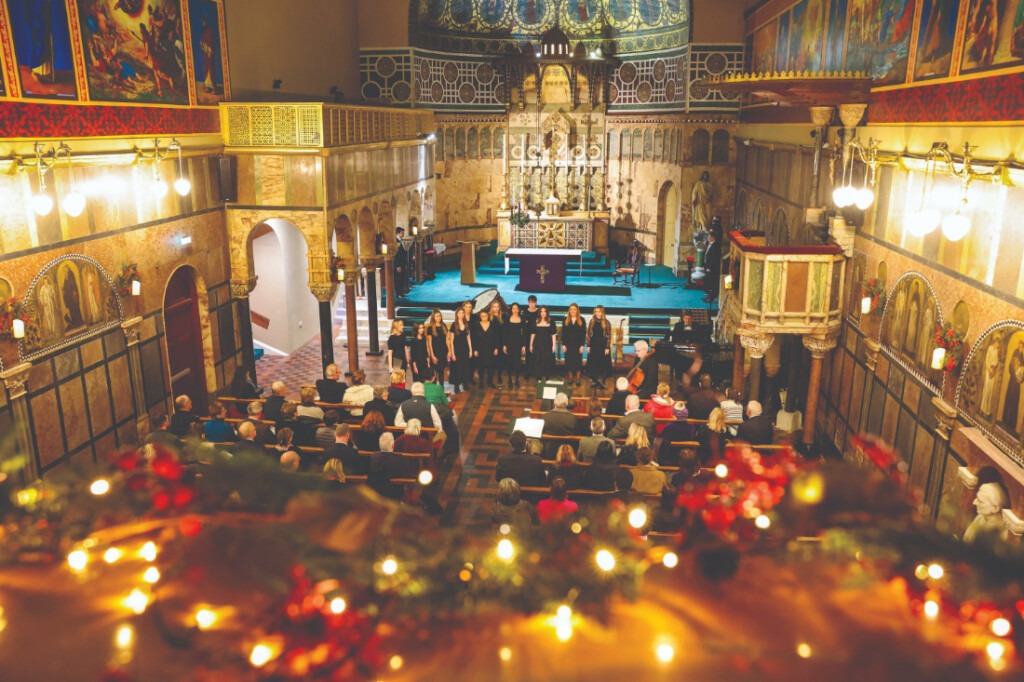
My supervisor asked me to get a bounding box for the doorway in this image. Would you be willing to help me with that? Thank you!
[163,267,208,416]
[656,181,680,267]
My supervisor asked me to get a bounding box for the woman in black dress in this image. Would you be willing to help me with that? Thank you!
[425,309,449,386]
[386,320,408,371]
[503,302,527,389]
[473,310,501,389]
[448,306,474,394]
[587,304,613,384]
[488,299,506,388]
[409,322,430,382]
[561,302,587,387]
[530,306,556,382]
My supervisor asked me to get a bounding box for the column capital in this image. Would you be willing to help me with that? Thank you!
[230,276,258,299]
[309,283,339,303]
[802,333,839,359]
[120,316,144,346]
[864,337,881,371]
[1,362,33,400]
[931,395,958,441]
[342,271,360,287]
[738,329,775,359]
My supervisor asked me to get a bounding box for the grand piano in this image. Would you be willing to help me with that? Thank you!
[653,310,732,386]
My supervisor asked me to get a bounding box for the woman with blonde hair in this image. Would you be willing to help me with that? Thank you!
[697,406,729,464]
[586,305,612,386]
[448,306,474,393]
[644,382,675,434]
[553,443,586,489]
[386,319,408,371]
[296,386,325,421]
[342,369,373,416]
[617,421,651,466]
[425,309,449,385]
[561,302,587,388]
[323,458,346,484]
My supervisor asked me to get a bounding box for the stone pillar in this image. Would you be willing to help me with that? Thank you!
[230,278,257,379]
[310,284,339,375]
[120,316,150,438]
[732,333,744,395]
[343,271,360,372]
[384,254,397,320]
[414,236,425,283]
[801,334,839,447]
[808,106,833,207]
[932,396,958,442]
[738,330,775,405]
[364,259,383,357]
[2,363,38,483]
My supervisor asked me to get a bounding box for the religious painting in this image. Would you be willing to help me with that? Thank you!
[450,0,473,24]
[845,0,913,84]
[752,20,778,73]
[665,0,685,21]
[824,0,849,71]
[847,251,866,320]
[881,273,942,388]
[607,0,633,24]
[0,279,12,306]
[565,0,598,26]
[790,0,826,72]
[188,0,229,104]
[517,0,550,26]
[5,0,78,99]
[638,0,661,24]
[961,0,1024,73]
[914,0,962,80]
[422,0,447,22]
[481,0,508,25]
[959,323,1024,463]
[777,12,792,71]
[21,257,121,358]
[77,0,190,104]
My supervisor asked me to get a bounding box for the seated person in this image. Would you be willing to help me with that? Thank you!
[552,444,587,490]
[697,407,729,463]
[247,401,276,446]
[364,386,396,425]
[735,400,774,446]
[608,395,656,442]
[578,417,615,462]
[537,477,579,523]
[719,388,744,428]
[280,450,301,472]
[631,446,668,495]
[616,422,651,466]
[686,373,720,420]
[229,366,260,400]
[541,392,577,458]
[656,401,695,466]
[387,370,412,405]
[354,410,388,452]
[145,413,183,451]
[605,377,632,416]
[613,468,643,505]
[369,432,416,501]
[576,400,605,436]
[342,370,374,416]
[203,401,237,443]
[316,410,341,449]
[316,364,347,404]
[494,431,547,488]
[669,311,701,343]
[169,394,202,438]
[273,427,308,469]
[323,423,363,476]
[296,387,325,422]
[263,382,288,422]
[644,382,676,434]
[583,441,618,491]
[491,478,539,527]
[276,401,315,447]
[229,421,265,458]
[322,458,346,485]
[394,418,433,455]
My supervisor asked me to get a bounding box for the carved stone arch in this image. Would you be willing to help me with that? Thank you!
[493,126,504,158]
[162,263,216,404]
[480,127,492,158]
[751,198,767,230]
[767,207,789,246]
[443,128,455,159]
[654,129,664,161]
[467,126,479,159]
[735,188,748,228]
[691,128,710,165]
[333,213,356,266]
[410,190,423,226]
[643,129,653,161]
[607,128,619,159]
[632,129,642,159]
[711,129,730,164]
[378,201,396,239]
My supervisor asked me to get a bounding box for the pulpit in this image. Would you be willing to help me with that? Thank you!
[458,241,477,285]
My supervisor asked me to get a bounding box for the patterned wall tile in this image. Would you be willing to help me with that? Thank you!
[31,390,63,469]
[109,356,134,424]
[85,367,113,437]
[59,379,90,452]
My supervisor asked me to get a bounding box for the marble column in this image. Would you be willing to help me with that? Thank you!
[384,254,397,320]
[414,236,425,283]
[310,283,339,375]
[801,334,839,447]
[364,259,383,356]
[1,362,38,483]
[120,316,150,438]
[230,278,257,379]
[343,271,360,372]
[738,330,775,406]
[732,333,744,395]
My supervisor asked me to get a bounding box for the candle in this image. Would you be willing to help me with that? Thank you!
[412,226,418,236]
[860,296,871,315]
[337,267,345,282]
[12,319,25,339]
[131,280,141,296]
[580,134,586,167]
[382,243,389,255]
[931,347,946,370]
[521,134,526,170]
[503,128,508,174]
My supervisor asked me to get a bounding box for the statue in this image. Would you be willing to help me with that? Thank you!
[963,482,1009,544]
[691,171,712,233]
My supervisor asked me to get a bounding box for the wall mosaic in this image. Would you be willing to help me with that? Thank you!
[361,49,415,104]
[957,321,1024,466]
[609,48,687,110]
[880,272,944,391]
[686,45,743,111]
[411,0,690,55]
[19,255,123,361]
[413,50,505,110]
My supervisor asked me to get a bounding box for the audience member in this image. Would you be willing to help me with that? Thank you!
[395,418,432,455]
[342,370,374,416]
[675,448,702,481]
[169,395,202,437]
[541,392,577,457]
[323,423,363,475]
[656,401,694,466]
[578,417,615,462]
[697,407,729,463]
[144,414,183,451]
[247,401,276,445]
[263,382,288,421]
[583,441,618,491]
[230,421,264,457]
[387,370,412,404]
[316,364,347,404]
[229,366,260,399]
[617,422,651,466]
[274,428,307,468]
[614,468,642,505]
[354,411,387,452]
[363,386,396,425]
[719,387,744,424]
[735,400,774,445]
[537,478,578,523]
[686,374,720,420]
[605,377,631,416]
[421,368,449,407]
[553,444,587,490]
[323,458,346,484]
[369,432,416,500]
[296,387,325,422]
[394,382,442,430]
[494,431,546,487]
[631,447,668,494]
[644,382,675,433]
[276,401,315,447]
[608,395,656,441]
[280,450,301,472]
[631,340,660,398]
[576,400,604,436]
[204,401,237,443]
[316,410,341,448]
[491,478,538,527]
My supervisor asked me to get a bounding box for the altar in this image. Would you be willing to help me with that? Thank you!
[506,248,583,292]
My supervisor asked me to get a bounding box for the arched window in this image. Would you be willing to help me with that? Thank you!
[654,129,664,161]
[691,129,710,165]
[467,127,479,159]
[607,129,619,159]
[712,129,730,165]
[735,190,748,228]
[455,128,466,158]
[493,126,504,158]
[444,128,455,160]
[480,128,492,158]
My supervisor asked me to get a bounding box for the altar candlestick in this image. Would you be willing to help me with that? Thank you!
[503,128,508,174]
[521,134,526,170]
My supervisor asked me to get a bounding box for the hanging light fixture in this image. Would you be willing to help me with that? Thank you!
[854,156,874,210]
[30,143,55,216]
[170,138,191,196]
[57,142,86,217]
[906,152,940,237]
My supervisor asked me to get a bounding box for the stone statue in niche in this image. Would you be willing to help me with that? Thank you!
[963,481,1009,544]
[691,170,712,232]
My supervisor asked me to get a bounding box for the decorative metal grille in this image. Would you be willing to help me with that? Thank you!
[512,220,592,250]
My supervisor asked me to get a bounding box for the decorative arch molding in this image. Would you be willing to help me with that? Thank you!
[957,321,1024,468]
[226,209,331,299]
[767,207,789,246]
[879,271,944,393]
[19,254,124,361]
[162,264,217,402]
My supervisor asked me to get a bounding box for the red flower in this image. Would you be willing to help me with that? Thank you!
[151,452,184,481]
[171,485,196,509]
[114,450,141,472]
[152,490,171,510]
[179,516,203,536]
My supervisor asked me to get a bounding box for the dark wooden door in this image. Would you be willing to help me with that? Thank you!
[164,269,207,415]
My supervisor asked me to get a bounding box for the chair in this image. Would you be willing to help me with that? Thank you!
[613,241,644,287]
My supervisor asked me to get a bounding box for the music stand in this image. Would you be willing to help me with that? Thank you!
[638,252,659,288]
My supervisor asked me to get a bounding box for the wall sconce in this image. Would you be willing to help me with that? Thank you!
[57,142,86,217]
[833,135,898,211]
[412,226,418,236]
[337,267,345,282]
[931,347,947,370]
[12,319,26,339]
[903,142,999,241]
[724,273,733,289]
[137,138,190,198]
[382,243,389,255]
[861,296,872,315]
[28,143,56,216]
[170,139,191,196]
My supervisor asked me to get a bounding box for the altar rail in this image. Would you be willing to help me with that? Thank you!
[729,230,846,336]
[219,103,434,148]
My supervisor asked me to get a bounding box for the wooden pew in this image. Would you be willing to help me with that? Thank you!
[200,417,437,437]
[518,486,662,503]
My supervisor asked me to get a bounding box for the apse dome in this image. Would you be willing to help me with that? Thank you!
[411,0,691,55]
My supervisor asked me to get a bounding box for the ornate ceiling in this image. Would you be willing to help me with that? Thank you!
[411,0,690,55]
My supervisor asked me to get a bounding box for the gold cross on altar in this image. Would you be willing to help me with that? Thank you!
[536,265,550,284]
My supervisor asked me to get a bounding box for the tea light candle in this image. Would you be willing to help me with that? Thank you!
[931,347,946,370]
[382,243,389,255]
[131,280,141,296]
[12,319,25,339]
[861,296,871,315]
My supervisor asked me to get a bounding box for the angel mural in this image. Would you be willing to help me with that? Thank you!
[882,274,941,383]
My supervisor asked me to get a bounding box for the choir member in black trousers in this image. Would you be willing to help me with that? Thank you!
[473,310,501,389]
[409,322,430,382]
[561,302,587,387]
[448,306,474,394]
[530,306,556,382]
[426,309,449,386]
[503,302,527,389]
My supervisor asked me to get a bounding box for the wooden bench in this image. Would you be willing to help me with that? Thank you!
[200,417,437,437]
[519,486,662,502]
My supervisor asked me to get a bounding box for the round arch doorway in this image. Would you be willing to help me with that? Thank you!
[163,266,210,416]
[655,181,680,268]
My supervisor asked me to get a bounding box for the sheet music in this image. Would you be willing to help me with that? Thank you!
[542,386,558,400]
[513,417,545,439]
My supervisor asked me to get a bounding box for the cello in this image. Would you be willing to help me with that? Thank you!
[626,346,653,394]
